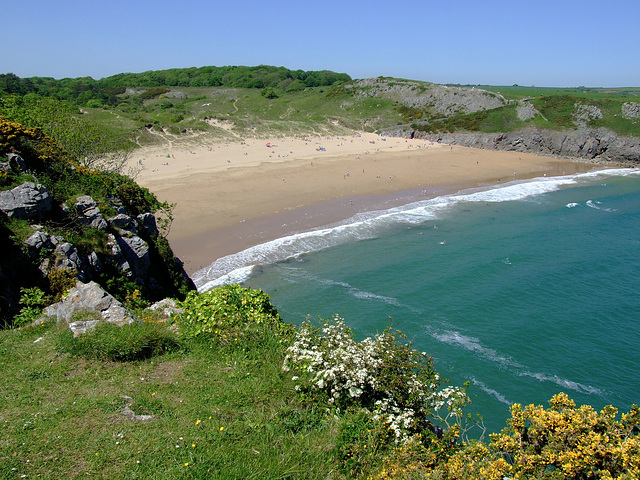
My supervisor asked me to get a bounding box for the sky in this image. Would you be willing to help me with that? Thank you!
[2,0,639,87]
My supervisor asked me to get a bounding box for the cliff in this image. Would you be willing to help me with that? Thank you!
[425,127,640,165]
[383,125,640,165]
[0,118,195,326]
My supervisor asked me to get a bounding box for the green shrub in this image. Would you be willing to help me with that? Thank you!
[531,95,577,128]
[13,287,49,327]
[175,284,287,338]
[57,320,181,361]
[334,409,392,476]
[46,268,77,302]
[139,87,170,100]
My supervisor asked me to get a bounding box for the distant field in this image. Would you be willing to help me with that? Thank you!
[477,84,640,101]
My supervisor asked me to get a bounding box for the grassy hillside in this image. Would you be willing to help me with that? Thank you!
[2,68,639,157]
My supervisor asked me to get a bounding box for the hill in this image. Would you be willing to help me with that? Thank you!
[2,67,638,165]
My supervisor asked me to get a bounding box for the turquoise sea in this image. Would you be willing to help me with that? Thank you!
[193,167,640,435]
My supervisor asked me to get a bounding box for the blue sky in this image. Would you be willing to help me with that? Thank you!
[2,0,638,87]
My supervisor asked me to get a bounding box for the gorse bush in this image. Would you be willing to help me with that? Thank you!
[57,320,181,362]
[425,393,640,479]
[282,315,469,443]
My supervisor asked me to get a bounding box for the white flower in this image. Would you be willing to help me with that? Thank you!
[348,386,363,397]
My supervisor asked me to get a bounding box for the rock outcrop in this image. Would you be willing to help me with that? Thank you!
[75,196,108,230]
[44,280,139,336]
[348,78,506,116]
[1,118,196,326]
[410,127,640,165]
[0,182,53,219]
[622,102,640,119]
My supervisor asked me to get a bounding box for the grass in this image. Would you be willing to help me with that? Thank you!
[76,81,640,149]
[0,319,341,479]
[478,84,640,101]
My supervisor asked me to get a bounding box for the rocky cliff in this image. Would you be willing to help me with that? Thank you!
[0,118,195,326]
[426,127,639,165]
[348,78,505,117]
[384,125,640,165]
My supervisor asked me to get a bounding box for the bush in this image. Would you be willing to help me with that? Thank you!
[175,284,286,339]
[57,320,181,362]
[429,393,640,479]
[334,409,394,477]
[283,315,469,443]
[13,287,49,327]
[46,269,77,302]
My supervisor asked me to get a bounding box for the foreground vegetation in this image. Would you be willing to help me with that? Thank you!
[1,285,638,479]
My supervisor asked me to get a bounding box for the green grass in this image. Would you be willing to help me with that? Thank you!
[79,84,409,145]
[478,84,640,101]
[76,82,640,147]
[413,104,526,134]
[0,320,340,479]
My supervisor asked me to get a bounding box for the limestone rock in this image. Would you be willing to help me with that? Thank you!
[0,182,52,220]
[349,78,505,116]
[147,298,183,320]
[137,212,159,236]
[54,242,90,282]
[1,153,27,173]
[116,235,150,279]
[415,127,640,164]
[622,102,640,119]
[574,103,603,127]
[516,100,540,121]
[75,196,108,230]
[88,251,103,273]
[106,234,132,277]
[44,280,140,336]
[108,213,138,235]
[24,231,52,251]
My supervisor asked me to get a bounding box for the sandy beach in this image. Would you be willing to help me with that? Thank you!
[129,133,607,274]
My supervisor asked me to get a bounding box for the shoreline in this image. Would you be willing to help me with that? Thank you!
[128,133,620,275]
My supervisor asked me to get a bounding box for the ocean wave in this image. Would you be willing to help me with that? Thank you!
[586,199,617,212]
[193,168,636,290]
[431,330,603,398]
[432,331,521,368]
[470,377,512,405]
[198,265,256,291]
[275,267,410,310]
[520,371,603,396]
[566,202,580,208]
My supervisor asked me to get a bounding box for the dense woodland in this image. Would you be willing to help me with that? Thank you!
[0,65,351,107]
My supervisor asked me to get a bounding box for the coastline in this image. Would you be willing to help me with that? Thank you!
[129,133,618,275]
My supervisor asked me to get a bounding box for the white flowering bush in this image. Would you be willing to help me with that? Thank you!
[283,315,469,442]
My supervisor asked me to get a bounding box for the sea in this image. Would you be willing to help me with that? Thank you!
[192,167,640,435]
